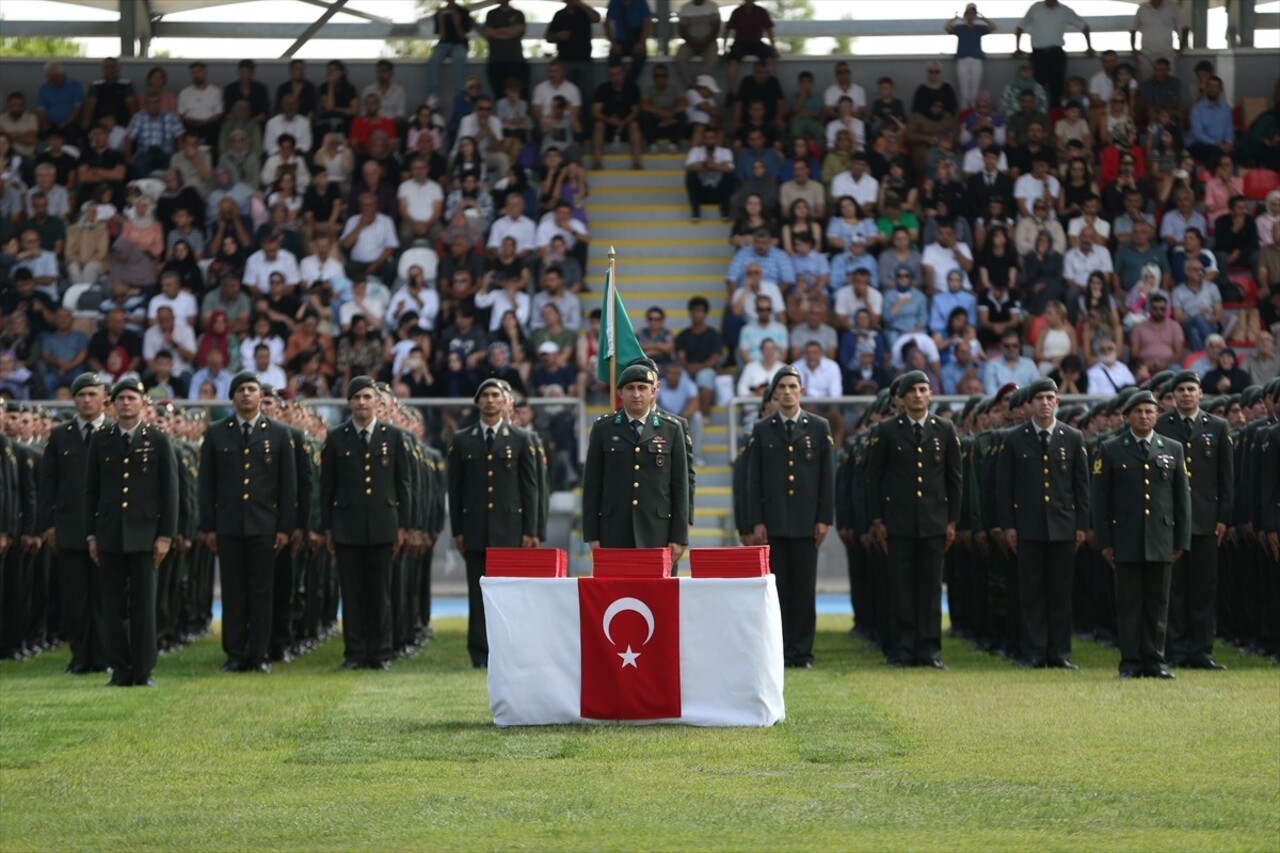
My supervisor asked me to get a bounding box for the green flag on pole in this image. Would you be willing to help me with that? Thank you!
[595,260,644,383]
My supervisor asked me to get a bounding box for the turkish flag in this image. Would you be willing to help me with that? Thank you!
[578,578,681,720]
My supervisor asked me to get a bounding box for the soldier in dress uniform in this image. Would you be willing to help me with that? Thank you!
[85,380,179,687]
[260,387,314,658]
[864,370,963,669]
[996,377,1091,669]
[39,373,112,673]
[743,365,835,668]
[0,423,17,651]
[626,357,697,520]
[969,383,1017,655]
[318,376,413,671]
[3,403,41,660]
[198,372,298,673]
[582,363,691,561]
[447,378,540,668]
[164,403,201,653]
[1092,390,1191,679]
[1154,370,1234,670]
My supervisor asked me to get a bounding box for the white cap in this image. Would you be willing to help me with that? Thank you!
[537,341,560,355]
[695,74,720,94]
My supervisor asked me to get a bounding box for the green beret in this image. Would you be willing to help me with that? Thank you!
[1202,396,1223,413]
[260,384,280,400]
[473,377,506,402]
[228,371,261,397]
[1112,386,1140,409]
[1009,387,1027,408]
[1025,377,1058,399]
[70,372,109,395]
[1225,394,1242,409]
[626,356,660,374]
[1122,390,1159,414]
[618,363,658,386]
[1241,386,1263,406]
[1267,378,1280,400]
[897,370,929,396]
[1143,370,1174,393]
[4,401,21,414]
[1168,369,1200,391]
[974,398,992,416]
[110,378,146,400]
[960,395,983,421]
[345,375,376,399]
[767,365,803,400]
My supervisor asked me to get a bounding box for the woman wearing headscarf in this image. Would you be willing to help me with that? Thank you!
[218,100,263,165]
[218,128,262,188]
[195,310,236,369]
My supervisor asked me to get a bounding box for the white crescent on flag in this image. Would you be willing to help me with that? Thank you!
[602,597,655,646]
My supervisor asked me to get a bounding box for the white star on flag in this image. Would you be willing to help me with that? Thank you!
[617,645,640,668]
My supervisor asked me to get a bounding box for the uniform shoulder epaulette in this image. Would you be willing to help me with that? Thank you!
[597,411,615,422]
[655,410,681,425]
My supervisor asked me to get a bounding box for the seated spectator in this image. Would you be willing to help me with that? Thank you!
[1170,228,1219,285]
[255,271,303,339]
[238,312,286,371]
[24,166,70,222]
[161,239,203,294]
[826,196,877,254]
[866,75,905,137]
[930,270,978,338]
[444,171,495,236]
[1000,61,1049,120]
[186,345,231,399]
[833,267,883,333]
[877,227,923,290]
[1128,293,1184,372]
[638,306,675,366]
[207,167,258,228]
[529,304,577,369]
[1110,185,1155,245]
[1189,333,1226,377]
[845,334,894,395]
[1243,330,1279,385]
[1123,263,1165,332]
[65,203,110,286]
[983,329,1038,393]
[1202,347,1251,394]
[882,269,929,346]
[386,264,440,333]
[731,159,779,219]
[529,340,578,396]
[486,192,537,259]
[922,220,974,294]
[493,308,535,381]
[536,201,590,268]
[479,340,527,398]
[787,304,837,362]
[258,134,311,196]
[674,296,724,416]
[243,232,301,294]
[1062,226,1115,303]
[639,64,687,148]
[1085,335,1135,391]
[1186,75,1234,166]
[37,308,89,393]
[590,61,644,171]
[142,305,197,378]
[724,0,777,96]
[124,91,183,179]
[939,338,982,395]
[889,330,940,372]
[785,70,824,143]
[347,159,395,220]
[297,233,348,295]
[98,278,148,333]
[1171,259,1223,351]
[1213,195,1258,275]
[729,192,778,249]
[531,61,583,126]
[475,261,532,332]
[1160,186,1206,249]
[828,154,879,217]
[829,238,877,286]
[165,203,206,261]
[726,228,795,296]
[530,265,582,331]
[779,161,826,226]
[821,129,854,186]
[87,306,144,375]
[1066,194,1109,248]
[350,93,397,155]
[906,99,957,180]
[218,128,262,189]
[284,310,336,378]
[736,337,783,420]
[0,349,35,400]
[1034,300,1077,373]
[787,233,830,317]
[737,293,788,365]
[359,130,404,188]
[825,96,865,152]
[339,193,398,284]
[147,270,199,329]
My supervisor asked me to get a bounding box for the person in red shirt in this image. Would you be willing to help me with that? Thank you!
[725,0,777,98]
[348,93,397,155]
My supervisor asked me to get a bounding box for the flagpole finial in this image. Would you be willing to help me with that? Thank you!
[608,245,616,260]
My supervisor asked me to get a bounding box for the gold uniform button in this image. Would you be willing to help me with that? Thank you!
[1145,509,1151,516]
[365,488,372,495]
[788,445,794,452]
[916,476,923,483]
[917,447,923,453]
[788,489,795,496]
[788,460,794,467]
[1043,468,1049,475]
[243,448,249,455]
[122,487,129,494]
[1044,495,1050,502]
[635,447,640,453]
[122,501,128,508]
[365,477,372,483]
[634,464,640,471]
[1144,494,1150,500]
[1144,463,1150,470]
[487,454,493,461]
[243,478,249,485]
[1144,479,1150,485]
[123,473,129,480]
[917,461,923,469]
[242,493,249,500]
[487,470,493,478]
[916,490,923,497]
[364,465,371,472]
[1043,482,1049,489]
[489,502,496,509]
[487,486,493,493]
[788,474,795,482]
[633,482,640,488]
[632,499,639,506]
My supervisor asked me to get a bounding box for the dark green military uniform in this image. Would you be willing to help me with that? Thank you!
[1154,371,1234,669]
[582,369,691,551]
[198,379,298,673]
[995,378,1091,668]
[317,378,413,670]
[1091,391,1192,678]
[0,431,18,657]
[863,372,963,668]
[38,374,112,672]
[166,422,200,652]
[743,369,835,668]
[85,381,180,687]
[447,401,539,668]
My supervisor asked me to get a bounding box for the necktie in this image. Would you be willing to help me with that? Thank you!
[632,419,644,441]
[242,421,252,445]
[1183,417,1193,439]
[785,420,794,440]
[360,428,370,449]
[1040,430,1050,453]
[122,430,132,452]
[913,422,923,445]
[486,428,494,451]
[83,424,93,447]
[1139,438,1150,458]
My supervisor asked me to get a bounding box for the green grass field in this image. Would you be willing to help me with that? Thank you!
[2,616,1278,852]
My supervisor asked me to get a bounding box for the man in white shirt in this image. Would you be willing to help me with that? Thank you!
[177,61,223,149]
[832,268,883,331]
[453,95,510,181]
[339,192,399,284]
[1066,194,1111,247]
[147,272,200,328]
[243,233,302,294]
[828,153,878,214]
[531,60,583,123]
[792,340,842,397]
[683,125,734,220]
[823,61,866,119]
[674,0,721,88]
[361,59,408,120]
[1131,0,1187,78]
[298,234,349,293]
[396,155,444,245]
[1086,336,1136,393]
[529,266,582,331]
[1062,226,1115,296]
[1013,155,1062,220]
[486,193,537,259]
[143,305,197,376]
[1014,0,1093,105]
[921,220,974,293]
[263,94,312,156]
[249,342,288,390]
[384,272,440,332]
[535,200,590,266]
[1087,50,1121,109]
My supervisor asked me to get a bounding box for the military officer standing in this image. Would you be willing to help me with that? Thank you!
[2,403,40,660]
[1092,390,1192,679]
[1155,370,1234,670]
[864,370,963,669]
[39,373,112,674]
[447,378,540,668]
[85,380,179,687]
[582,363,690,561]
[996,377,1090,669]
[198,372,298,673]
[743,366,835,668]
[318,376,412,671]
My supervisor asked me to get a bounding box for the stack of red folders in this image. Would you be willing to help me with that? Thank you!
[485,547,568,578]
[591,547,673,579]
[688,546,771,578]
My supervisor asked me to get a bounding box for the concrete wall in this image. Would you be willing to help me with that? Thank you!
[3,50,1276,112]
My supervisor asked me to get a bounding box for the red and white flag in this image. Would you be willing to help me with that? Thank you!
[579,579,681,720]
[481,576,785,727]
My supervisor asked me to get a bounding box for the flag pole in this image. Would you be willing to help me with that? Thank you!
[607,245,618,406]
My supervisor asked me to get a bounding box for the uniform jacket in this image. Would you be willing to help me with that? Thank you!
[446,419,539,550]
[582,408,690,547]
[0,433,17,536]
[10,440,41,537]
[39,418,113,544]
[84,423,180,553]
[286,422,313,534]
[744,410,835,537]
[318,419,412,545]
[864,412,963,538]
[1155,409,1233,536]
[1258,423,1280,535]
[198,415,298,538]
[996,420,1091,541]
[1092,431,1192,563]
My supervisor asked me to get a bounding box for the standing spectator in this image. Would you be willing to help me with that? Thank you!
[591,62,643,172]
[724,0,776,98]
[483,0,530,101]
[984,329,1040,394]
[1130,0,1188,80]
[675,0,721,89]
[1014,0,1094,106]
[605,0,652,87]
[546,0,600,100]
[428,0,474,100]
[947,4,996,110]
[37,61,85,143]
